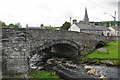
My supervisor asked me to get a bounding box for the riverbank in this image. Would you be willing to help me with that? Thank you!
[84,64,120,79]
[28,69,60,79]
[27,63,120,80]
[4,41,118,79]
[27,40,119,79]
[80,41,119,66]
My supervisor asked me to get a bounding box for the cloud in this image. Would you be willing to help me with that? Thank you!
[0,0,119,27]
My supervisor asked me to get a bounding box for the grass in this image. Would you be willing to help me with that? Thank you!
[81,41,119,64]
[28,69,61,79]
[87,41,118,59]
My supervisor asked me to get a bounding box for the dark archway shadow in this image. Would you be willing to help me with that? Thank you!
[29,40,80,69]
[95,41,106,49]
[30,39,80,59]
[50,43,78,58]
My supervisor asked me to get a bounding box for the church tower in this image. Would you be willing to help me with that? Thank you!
[83,7,89,24]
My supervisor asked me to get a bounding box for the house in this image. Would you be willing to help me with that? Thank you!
[109,26,120,36]
[69,20,111,36]
[68,7,111,36]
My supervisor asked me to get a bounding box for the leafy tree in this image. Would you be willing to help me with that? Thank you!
[40,24,44,29]
[8,23,15,28]
[61,22,70,30]
[0,21,6,27]
[95,22,99,25]
[41,24,44,27]
[15,22,22,28]
[1,22,22,28]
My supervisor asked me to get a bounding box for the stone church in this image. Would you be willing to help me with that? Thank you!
[68,7,111,36]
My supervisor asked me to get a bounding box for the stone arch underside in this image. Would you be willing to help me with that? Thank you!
[30,39,80,58]
[95,41,106,49]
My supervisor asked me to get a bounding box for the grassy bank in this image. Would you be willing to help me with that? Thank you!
[28,69,61,79]
[81,41,119,65]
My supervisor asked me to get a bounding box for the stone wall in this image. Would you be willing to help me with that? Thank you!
[1,28,109,75]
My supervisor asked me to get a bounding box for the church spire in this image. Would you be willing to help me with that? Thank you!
[84,7,89,24]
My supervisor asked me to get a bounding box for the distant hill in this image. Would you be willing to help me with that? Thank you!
[94,21,120,27]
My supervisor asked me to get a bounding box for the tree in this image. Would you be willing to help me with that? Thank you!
[0,21,22,28]
[8,22,22,28]
[0,21,6,27]
[40,24,44,29]
[95,22,99,25]
[61,22,70,30]
[8,23,15,28]
[15,22,22,28]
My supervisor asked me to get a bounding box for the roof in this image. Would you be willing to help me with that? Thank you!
[95,26,110,31]
[76,23,110,31]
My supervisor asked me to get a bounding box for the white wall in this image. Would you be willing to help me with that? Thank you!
[109,27,117,36]
[68,24,80,32]
[115,31,120,36]
[103,31,111,36]
[108,27,120,36]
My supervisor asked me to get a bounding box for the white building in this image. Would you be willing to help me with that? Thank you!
[109,26,120,36]
[68,7,111,36]
[69,20,111,36]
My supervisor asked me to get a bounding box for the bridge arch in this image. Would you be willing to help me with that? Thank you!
[95,41,106,49]
[30,39,80,58]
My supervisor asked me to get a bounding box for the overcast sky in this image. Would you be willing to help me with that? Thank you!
[0,0,119,27]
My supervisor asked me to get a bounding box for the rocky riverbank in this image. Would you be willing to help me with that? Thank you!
[30,53,95,79]
[30,53,120,79]
[84,64,120,79]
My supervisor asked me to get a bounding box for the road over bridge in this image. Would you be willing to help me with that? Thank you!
[1,28,109,75]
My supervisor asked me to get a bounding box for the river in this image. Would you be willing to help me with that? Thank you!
[30,53,120,79]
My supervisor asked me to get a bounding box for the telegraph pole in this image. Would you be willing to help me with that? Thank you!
[104,11,116,26]
[114,11,116,26]
[104,11,117,38]
[70,17,72,31]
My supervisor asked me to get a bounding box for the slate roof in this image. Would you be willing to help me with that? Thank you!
[95,26,110,31]
[77,23,110,31]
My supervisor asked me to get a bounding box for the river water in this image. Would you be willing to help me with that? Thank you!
[84,64,120,78]
[30,53,120,79]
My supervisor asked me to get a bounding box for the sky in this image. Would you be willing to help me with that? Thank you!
[0,0,120,27]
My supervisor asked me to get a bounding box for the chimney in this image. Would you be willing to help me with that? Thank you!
[90,22,95,26]
[73,19,77,25]
[90,22,92,26]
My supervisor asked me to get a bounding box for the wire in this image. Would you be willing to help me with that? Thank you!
[88,0,116,12]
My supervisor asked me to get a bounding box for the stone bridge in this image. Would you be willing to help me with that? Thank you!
[1,28,109,75]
